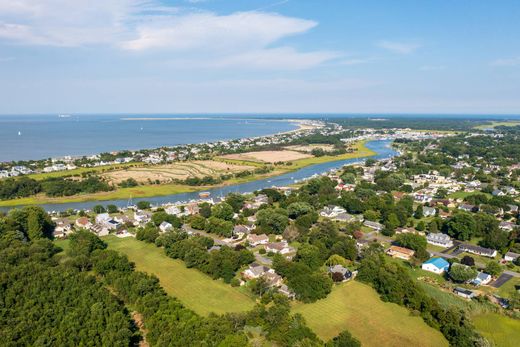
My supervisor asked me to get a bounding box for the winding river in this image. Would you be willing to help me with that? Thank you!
[2,140,398,212]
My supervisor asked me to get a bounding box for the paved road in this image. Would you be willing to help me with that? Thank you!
[504,270,520,278]
[254,253,273,266]
[491,274,513,288]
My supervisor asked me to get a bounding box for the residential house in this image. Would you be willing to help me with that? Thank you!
[95,213,111,225]
[499,221,515,232]
[75,217,91,230]
[423,206,436,217]
[134,211,152,224]
[319,205,347,218]
[459,244,497,258]
[504,252,520,262]
[278,284,295,299]
[363,220,384,232]
[233,225,250,238]
[165,205,182,216]
[242,263,274,280]
[53,219,73,238]
[247,233,269,246]
[454,287,475,299]
[458,204,476,212]
[185,202,200,216]
[331,212,355,223]
[328,264,353,281]
[492,189,505,197]
[265,242,293,255]
[471,272,492,286]
[264,272,283,287]
[507,204,519,215]
[421,257,450,274]
[159,221,173,233]
[427,233,454,248]
[504,186,517,195]
[386,245,415,260]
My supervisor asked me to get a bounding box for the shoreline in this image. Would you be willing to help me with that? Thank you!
[0,140,375,208]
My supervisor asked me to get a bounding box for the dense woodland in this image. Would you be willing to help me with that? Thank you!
[0,206,359,346]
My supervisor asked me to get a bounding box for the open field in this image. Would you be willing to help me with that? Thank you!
[220,150,312,163]
[472,313,520,347]
[102,160,255,184]
[474,121,520,130]
[103,236,256,316]
[292,281,448,346]
[284,144,336,153]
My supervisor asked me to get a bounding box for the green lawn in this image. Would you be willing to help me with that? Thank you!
[474,121,520,130]
[292,281,448,347]
[472,313,520,347]
[103,236,256,316]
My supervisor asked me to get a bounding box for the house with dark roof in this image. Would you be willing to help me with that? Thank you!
[454,287,475,299]
[459,244,497,258]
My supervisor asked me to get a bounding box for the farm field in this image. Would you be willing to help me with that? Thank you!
[472,313,520,347]
[220,150,312,163]
[102,160,255,184]
[103,236,256,316]
[292,281,448,347]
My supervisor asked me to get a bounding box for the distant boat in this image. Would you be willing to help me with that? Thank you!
[58,114,71,118]
[199,192,211,198]
[17,131,21,136]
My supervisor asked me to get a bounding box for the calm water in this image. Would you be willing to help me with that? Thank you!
[2,140,397,212]
[0,115,297,162]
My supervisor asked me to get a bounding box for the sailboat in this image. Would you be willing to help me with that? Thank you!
[17,131,21,136]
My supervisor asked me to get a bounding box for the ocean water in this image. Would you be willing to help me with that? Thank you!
[0,115,297,162]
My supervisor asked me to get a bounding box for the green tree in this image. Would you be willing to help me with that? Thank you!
[211,203,234,221]
[287,202,314,219]
[484,261,502,276]
[449,264,478,283]
[326,330,361,347]
[414,205,424,219]
[295,244,323,270]
[443,212,476,241]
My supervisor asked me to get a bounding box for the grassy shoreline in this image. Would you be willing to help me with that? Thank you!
[0,141,376,207]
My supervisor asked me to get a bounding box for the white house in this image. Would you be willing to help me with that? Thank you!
[421,257,450,274]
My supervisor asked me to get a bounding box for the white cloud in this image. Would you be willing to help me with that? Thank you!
[491,57,520,67]
[119,11,317,51]
[0,0,333,70]
[377,40,421,54]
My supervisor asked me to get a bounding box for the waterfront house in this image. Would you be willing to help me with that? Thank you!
[386,245,415,260]
[459,244,497,258]
[426,233,454,248]
[421,257,450,274]
[75,217,91,230]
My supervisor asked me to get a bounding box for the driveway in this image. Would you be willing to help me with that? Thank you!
[491,273,513,288]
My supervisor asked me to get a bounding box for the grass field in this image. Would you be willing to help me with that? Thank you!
[448,191,492,199]
[103,236,256,316]
[102,160,255,184]
[474,121,520,130]
[292,281,448,346]
[472,313,520,347]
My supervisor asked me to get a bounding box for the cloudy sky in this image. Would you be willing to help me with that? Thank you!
[0,0,519,114]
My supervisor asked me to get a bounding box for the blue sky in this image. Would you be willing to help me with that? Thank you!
[0,0,519,114]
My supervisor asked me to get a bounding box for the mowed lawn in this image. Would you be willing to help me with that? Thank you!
[292,281,448,347]
[104,236,255,316]
[472,313,520,347]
